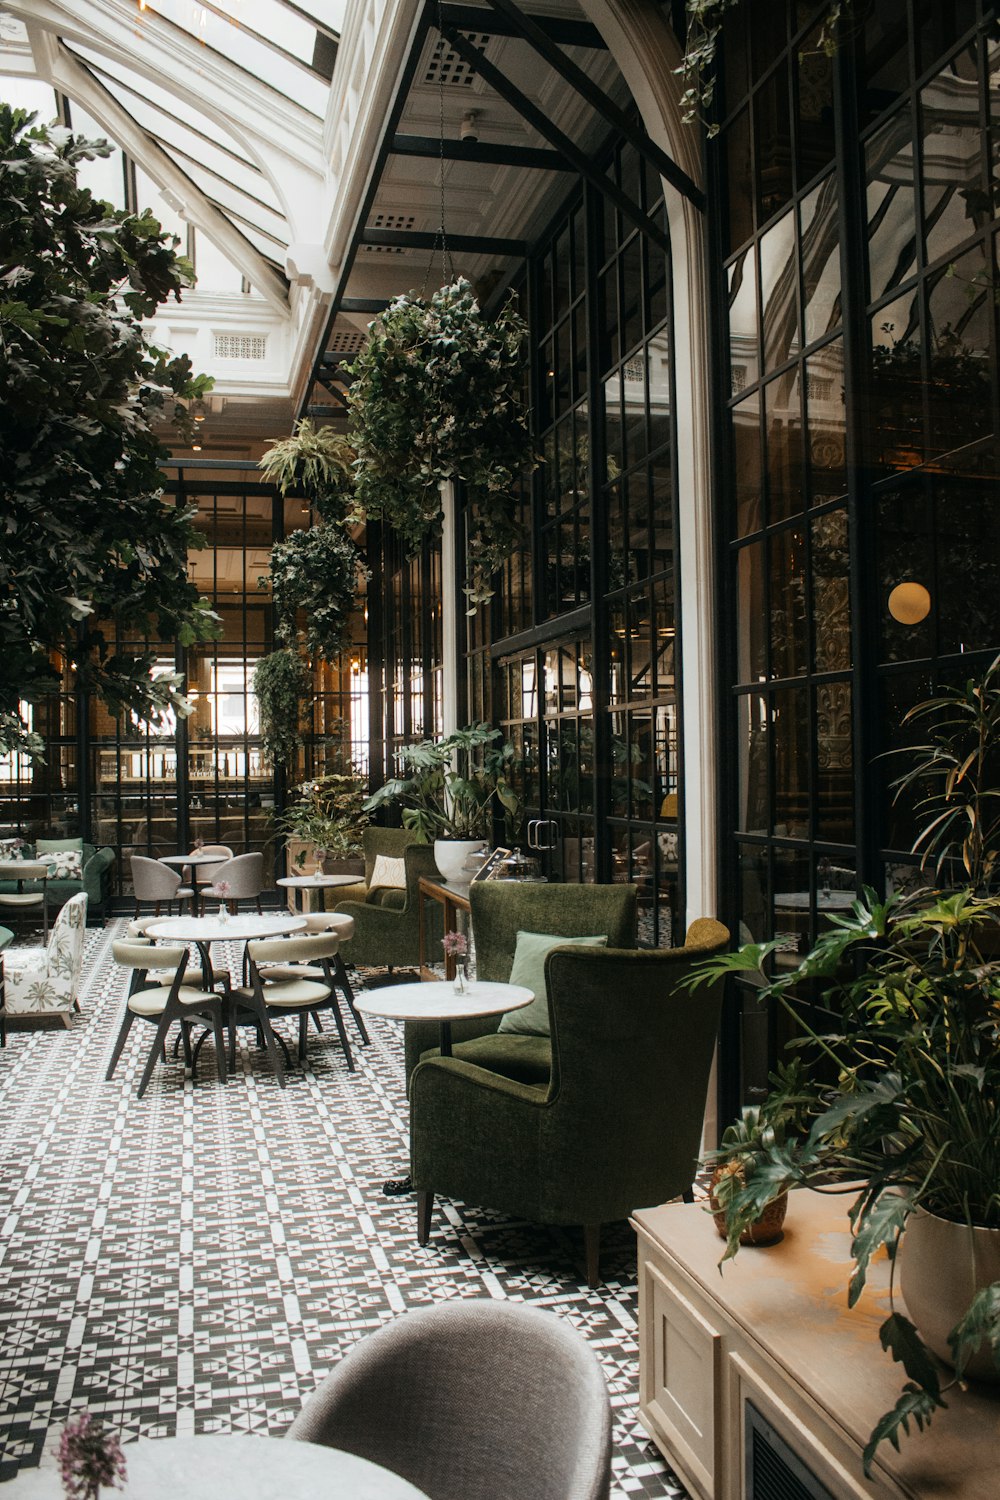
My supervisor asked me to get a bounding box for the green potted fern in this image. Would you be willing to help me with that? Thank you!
[690,656,1000,1474]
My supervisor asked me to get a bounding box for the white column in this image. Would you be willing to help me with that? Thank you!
[440,479,459,737]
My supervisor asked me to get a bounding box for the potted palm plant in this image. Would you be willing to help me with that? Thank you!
[690,656,1000,1474]
[362,723,521,880]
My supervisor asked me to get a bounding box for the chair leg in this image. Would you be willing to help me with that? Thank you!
[211,1006,227,1084]
[106,1009,138,1080]
[137,1011,175,1099]
[583,1224,601,1289]
[298,1011,308,1064]
[336,955,368,1044]
[417,1190,434,1245]
[682,1186,694,1204]
[311,1012,324,1032]
[179,1021,194,1067]
[327,996,354,1072]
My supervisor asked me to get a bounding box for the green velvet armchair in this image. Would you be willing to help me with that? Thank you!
[410,918,729,1286]
[404,880,639,1085]
[333,827,443,969]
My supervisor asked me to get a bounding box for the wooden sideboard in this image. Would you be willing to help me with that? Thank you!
[632,1189,999,1500]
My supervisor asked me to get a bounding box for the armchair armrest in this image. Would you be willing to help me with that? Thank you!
[83,847,115,904]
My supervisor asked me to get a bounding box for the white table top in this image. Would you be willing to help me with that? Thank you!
[277,874,359,889]
[356,979,534,1024]
[146,914,307,943]
[0,860,48,878]
[0,1434,429,1500]
[159,852,230,868]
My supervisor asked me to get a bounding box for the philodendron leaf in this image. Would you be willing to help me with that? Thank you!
[878,1312,942,1403]
[948,1281,1000,1380]
[862,1384,943,1476]
[849,1195,910,1306]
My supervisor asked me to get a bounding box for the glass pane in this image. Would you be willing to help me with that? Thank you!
[725,109,754,255]
[737,841,769,945]
[800,177,841,344]
[737,693,768,834]
[760,210,798,373]
[804,338,846,505]
[815,680,854,841]
[870,291,923,473]
[769,527,807,679]
[866,109,917,303]
[795,20,836,183]
[935,479,1000,656]
[733,394,763,536]
[926,246,993,459]
[755,60,793,223]
[771,687,810,838]
[921,54,986,267]
[737,542,767,683]
[729,244,759,395]
[811,508,851,673]
[765,375,804,523]
[877,485,934,664]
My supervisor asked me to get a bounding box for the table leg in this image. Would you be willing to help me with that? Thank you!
[439,1020,453,1058]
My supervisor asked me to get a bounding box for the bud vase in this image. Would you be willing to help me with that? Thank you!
[453,959,466,994]
[218,902,230,923]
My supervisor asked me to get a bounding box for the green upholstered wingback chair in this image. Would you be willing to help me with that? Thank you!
[403,881,639,1085]
[410,917,729,1286]
[333,827,442,969]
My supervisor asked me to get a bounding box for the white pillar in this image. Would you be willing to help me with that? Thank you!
[440,479,459,737]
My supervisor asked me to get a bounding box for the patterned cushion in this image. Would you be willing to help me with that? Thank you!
[369,854,407,890]
[0,838,25,860]
[45,849,83,880]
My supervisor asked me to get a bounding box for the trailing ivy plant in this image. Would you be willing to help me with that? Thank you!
[259,419,368,663]
[268,525,367,662]
[677,0,856,135]
[0,106,220,757]
[346,277,536,607]
[252,647,311,768]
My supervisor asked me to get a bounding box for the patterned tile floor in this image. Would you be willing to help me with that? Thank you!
[0,920,689,1497]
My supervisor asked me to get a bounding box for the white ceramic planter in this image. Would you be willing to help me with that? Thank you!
[898,1206,1000,1381]
[433,838,486,883]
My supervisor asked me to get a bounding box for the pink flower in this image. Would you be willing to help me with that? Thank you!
[215,880,231,898]
[58,1414,127,1500]
[193,837,205,850]
[442,930,468,957]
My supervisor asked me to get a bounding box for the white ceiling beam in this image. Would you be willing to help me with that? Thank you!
[5,0,327,238]
[26,25,291,314]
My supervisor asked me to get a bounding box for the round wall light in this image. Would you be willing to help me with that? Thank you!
[888,581,931,624]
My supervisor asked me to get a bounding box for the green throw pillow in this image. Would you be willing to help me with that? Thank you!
[36,837,84,855]
[497,929,608,1036]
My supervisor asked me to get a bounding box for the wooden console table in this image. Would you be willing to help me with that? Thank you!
[416,875,470,981]
[633,1188,999,1500]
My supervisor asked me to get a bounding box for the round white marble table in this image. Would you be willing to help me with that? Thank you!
[0,1434,429,1500]
[277,872,359,912]
[356,978,533,1057]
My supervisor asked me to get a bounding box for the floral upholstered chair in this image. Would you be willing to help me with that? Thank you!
[1,892,88,1029]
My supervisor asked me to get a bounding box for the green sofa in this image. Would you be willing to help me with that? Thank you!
[0,838,115,921]
[409,915,729,1286]
[333,827,443,969]
[404,880,639,1085]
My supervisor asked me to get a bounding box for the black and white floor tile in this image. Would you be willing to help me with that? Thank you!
[0,920,689,1497]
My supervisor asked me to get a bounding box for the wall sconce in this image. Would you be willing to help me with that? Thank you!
[191,439,203,452]
[189,398,208,424]
[888,581,931,624]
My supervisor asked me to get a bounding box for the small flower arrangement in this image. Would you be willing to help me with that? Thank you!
[442,930,468,958]
[193,836,204,850]
[214,881,231,899]
[58,1413,126,1500]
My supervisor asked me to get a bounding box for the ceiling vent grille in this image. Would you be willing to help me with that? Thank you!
[213,332,267,360]
[362,212,417,254]
[328,330,366,354]
[423,35,489,86]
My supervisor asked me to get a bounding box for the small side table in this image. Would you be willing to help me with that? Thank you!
[0,859,49,940]
[277,873,360,913]
[355,978,533,1058]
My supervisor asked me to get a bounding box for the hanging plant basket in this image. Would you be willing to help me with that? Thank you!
[268,523,368,662]
[252,647,311,768]
[346,277,537,606]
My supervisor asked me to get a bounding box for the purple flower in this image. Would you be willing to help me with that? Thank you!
[58,1414,127,1500]
[442,930,468,957]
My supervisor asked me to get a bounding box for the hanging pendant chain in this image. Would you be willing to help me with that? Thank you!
[424,0,454,295]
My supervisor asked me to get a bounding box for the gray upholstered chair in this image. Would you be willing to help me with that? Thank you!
[286,1300,612,1500]
[204,852,264,913]
[411,921,730,1285]
[130,855,192,917]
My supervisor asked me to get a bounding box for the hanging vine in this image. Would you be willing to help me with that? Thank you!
[345,277,537,607]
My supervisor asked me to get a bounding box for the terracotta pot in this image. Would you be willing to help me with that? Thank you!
[898,1207,1000,1382]
[709,1163,788,1246]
